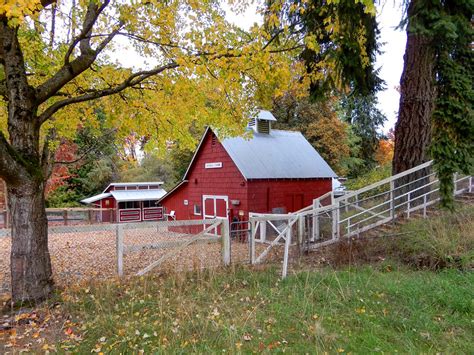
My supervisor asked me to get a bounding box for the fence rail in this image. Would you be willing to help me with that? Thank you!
[0,218,234,295]
[249,161,473,278]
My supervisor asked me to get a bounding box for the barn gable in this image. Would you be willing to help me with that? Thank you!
[160,110,336,218]
[159,128,248,220]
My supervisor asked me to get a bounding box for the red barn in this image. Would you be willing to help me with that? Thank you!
[81,182,167,223]
[159,110,337,222]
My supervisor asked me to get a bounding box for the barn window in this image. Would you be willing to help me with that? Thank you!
[194,204,201,215]
[211,134,217,146]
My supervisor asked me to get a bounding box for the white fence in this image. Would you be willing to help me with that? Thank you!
[0,218,232,295]
[249,161,473,278]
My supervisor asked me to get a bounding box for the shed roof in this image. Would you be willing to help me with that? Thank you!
[110,189,167,202]
[81,189,167,204]
[221,130,337,179]
[81,192,112,204]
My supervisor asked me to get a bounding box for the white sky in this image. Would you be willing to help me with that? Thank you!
[375,1,405,132]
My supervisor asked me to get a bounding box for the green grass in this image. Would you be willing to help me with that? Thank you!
[57,265,474,353]
[394,204,474,269]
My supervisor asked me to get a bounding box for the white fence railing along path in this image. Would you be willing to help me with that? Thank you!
[249,161,473,278]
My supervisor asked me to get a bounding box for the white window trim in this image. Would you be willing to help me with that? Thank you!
[194,204,202,216]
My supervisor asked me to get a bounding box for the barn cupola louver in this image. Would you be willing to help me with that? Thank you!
[249,110,277,135]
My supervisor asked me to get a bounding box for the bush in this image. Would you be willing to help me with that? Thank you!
[345,163,392,191]
[393,205,474,270]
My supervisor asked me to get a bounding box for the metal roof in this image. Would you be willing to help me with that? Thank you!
[110,189,167,202]
[221,130,337,179]
[257,110,277,121]
[81,189,167,204]
[81,192,112,204]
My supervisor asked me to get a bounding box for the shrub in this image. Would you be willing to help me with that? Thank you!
[394,205,474,270]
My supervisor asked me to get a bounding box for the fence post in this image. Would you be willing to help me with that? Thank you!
[390,180,395,220]
[470,176,473,193]
[116,224,124,277]
[453,173,458,195]
[250,220,257,264]
[259,221,266,242]
[63,210,68,226]
[221,218,231,266]
[311,199,319,242]
[282,223,292,278]
[331,194,339,240]
[423,195,427,218]
[407,193,411,219]
[297,214,304,251]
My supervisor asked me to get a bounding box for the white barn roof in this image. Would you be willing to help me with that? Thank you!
[81,189,167,204]
[110,189,167,202]
[81,192,112,204]
[221,130,337,179]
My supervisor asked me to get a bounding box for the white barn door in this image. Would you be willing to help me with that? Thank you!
[202,195,229,235]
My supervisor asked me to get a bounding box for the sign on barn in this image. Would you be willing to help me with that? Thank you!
[159,110,337,223]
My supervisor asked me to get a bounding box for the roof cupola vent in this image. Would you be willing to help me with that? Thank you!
[248,110,277,134]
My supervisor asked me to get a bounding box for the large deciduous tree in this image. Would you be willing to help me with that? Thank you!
[0,0,301,303]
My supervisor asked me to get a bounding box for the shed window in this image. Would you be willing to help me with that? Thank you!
[194,204,201,215]
[118,201,140,209]
[143,200,158,208]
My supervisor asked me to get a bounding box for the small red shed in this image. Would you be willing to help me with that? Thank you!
[81,182,167,223]
[158,110,337,222]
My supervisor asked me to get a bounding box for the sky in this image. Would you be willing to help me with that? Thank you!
[374,1,406,132]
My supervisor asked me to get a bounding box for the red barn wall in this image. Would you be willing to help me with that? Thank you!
[248,179,332,214]
[161,184,191,220]
[161,131,249,221]
[100,197,116,222]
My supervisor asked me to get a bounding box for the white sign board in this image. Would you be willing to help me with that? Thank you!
[205,162,223,169]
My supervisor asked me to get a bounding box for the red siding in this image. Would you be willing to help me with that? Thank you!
[161,130,248,221]
[161,129,334,220]
[247,179,332,214]
[100,197,116,222]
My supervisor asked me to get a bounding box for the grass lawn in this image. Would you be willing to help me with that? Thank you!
[51,264,473,353]
[1,204,473,353]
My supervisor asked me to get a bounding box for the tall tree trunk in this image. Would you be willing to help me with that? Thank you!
[0,21,55,304]
[8,180,53,303]
[392,0,436,175]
